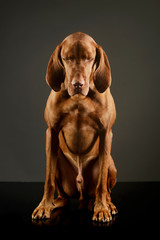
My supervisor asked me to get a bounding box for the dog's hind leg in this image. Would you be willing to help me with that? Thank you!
[107,155,118,215]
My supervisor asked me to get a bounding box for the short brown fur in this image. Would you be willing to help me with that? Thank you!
[32,32,117,222]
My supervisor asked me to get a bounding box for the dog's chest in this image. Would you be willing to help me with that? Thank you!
[61,106,98,154]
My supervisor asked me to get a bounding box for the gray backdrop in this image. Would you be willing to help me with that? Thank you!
[0,0,160,182]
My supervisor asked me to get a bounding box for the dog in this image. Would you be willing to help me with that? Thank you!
[32,32,117,222]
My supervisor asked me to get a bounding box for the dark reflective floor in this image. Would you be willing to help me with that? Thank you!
[0,182,159,236]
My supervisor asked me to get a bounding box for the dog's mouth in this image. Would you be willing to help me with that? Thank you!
[73,87,84,95]
[68,83,89,97]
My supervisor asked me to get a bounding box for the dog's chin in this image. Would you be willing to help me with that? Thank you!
[68,88,88,97]
[73,89,85,96]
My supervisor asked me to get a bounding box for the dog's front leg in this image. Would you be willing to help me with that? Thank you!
[92,129,112,222]
[32,127,58,219]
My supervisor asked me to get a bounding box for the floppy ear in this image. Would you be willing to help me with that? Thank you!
[93,46,111,93]
[46,44,65,91]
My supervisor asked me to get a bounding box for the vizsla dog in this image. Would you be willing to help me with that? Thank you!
[32,32,117,222]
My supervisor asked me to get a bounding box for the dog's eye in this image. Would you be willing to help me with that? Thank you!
[81,54,94,62]
[81,55,86,60]
[62,57,73,63]
[67,57,75,63]
[85,57,94,62]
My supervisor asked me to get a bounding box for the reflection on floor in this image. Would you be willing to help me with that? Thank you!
[0,182,159,235]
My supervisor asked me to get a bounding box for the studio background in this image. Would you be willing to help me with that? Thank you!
[0,0,159,182]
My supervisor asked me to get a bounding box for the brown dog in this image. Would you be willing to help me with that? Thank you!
[32,32,117,222]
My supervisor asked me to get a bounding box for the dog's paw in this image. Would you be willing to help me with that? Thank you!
[92,202,112,222]
[32,201,54,220]
[108,201,118,215]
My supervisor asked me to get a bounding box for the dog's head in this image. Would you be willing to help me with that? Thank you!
[46,32,111,96]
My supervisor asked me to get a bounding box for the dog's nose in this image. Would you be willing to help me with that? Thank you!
[72,77,84,89]
[73,82,83,89]
[72,72,84,89]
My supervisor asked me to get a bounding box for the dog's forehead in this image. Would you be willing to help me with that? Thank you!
[61,32,96,57]
[62,32,96,43]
